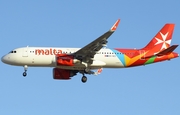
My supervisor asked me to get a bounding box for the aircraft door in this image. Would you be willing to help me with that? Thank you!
[139,50,145,60]
[22,47,28,57]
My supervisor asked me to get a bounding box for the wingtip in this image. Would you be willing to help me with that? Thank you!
[110,19,120,31]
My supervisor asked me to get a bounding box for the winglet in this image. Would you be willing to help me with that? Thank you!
[94,68,103,75]
[110,19,120,31]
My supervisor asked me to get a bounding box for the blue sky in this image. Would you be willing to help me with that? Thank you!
[0,0,180,115]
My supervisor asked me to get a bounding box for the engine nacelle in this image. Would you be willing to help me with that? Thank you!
[53,68,77,80]
[56,54,80,66]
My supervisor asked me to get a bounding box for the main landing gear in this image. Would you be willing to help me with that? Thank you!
[23,65,28,77]
[81,69,89,83]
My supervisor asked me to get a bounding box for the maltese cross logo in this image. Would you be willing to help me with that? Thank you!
[155,32,171,50]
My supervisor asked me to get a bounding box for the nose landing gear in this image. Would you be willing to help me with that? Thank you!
[23,71,27,77]
[23,65,28,77]
[81,76,87,83]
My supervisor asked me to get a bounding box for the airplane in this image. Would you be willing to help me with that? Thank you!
[1,19,179,83]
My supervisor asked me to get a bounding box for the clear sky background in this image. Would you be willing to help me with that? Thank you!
[0,0,180,115]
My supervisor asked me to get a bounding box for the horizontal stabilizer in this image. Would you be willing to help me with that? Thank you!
[144,45,178,58]
[156,45,178,56]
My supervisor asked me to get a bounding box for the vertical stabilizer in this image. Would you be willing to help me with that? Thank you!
[143,24,175,52]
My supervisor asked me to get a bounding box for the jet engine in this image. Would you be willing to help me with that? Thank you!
[53,68,78,80]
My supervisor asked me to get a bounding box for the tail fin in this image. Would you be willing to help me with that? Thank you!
[143,24,175,52]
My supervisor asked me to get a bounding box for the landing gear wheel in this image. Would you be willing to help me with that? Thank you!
[81,76,87,83]
[23,72,27,77]
[23,65,28,77]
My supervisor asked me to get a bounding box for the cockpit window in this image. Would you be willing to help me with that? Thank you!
[9,51,13,53]
[9,51,17,53]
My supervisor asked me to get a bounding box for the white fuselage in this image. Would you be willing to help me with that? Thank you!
[1,47,125,70]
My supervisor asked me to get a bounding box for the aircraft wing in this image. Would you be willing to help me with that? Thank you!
[74,19,120,63]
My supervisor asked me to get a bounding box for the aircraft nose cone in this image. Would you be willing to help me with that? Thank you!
[1,55,9,64]
[1,55,6,63]
[1,54,17,65]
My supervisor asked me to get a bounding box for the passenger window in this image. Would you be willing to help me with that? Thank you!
[14,51,16,53]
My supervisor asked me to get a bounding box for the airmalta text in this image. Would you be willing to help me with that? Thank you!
[35,49,62,55]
